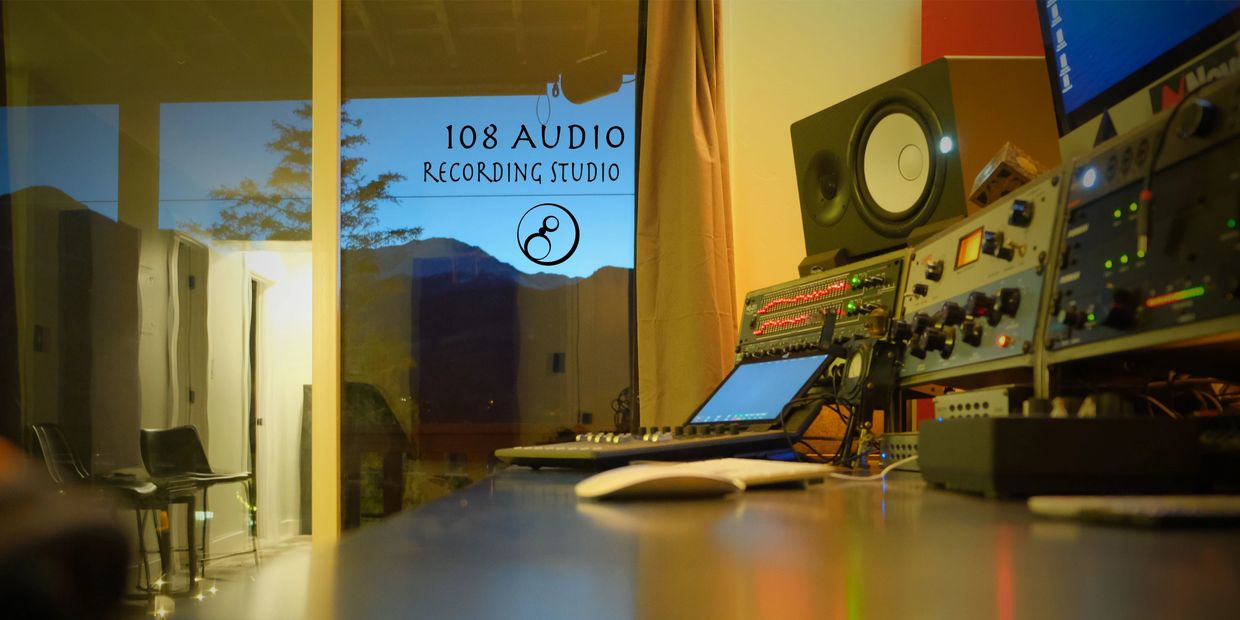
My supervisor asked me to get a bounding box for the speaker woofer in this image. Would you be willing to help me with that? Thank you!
[850,93,946,238]
[800,150,848,227]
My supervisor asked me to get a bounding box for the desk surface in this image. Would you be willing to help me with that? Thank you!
[188,468,1240,620]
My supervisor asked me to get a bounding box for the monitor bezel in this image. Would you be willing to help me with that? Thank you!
[683,352,832,427]
[1036,3,1240,136]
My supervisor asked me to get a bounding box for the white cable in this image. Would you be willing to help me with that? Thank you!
[828,455,918,482]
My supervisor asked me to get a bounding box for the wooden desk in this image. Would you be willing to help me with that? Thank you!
[186,468,1240,619]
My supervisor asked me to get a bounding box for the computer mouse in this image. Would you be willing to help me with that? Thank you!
[575,464,743,500]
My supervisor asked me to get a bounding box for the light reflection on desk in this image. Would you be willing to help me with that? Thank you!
[181,468,1240,620]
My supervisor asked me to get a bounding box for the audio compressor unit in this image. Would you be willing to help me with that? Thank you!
[736,250,906,361]
[1045,72,1240,363]
[894,171,1065,384]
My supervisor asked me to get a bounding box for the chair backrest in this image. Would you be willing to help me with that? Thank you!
[29,423,90,483]
[139,425,214,477]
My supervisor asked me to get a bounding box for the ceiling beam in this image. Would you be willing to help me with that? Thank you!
[352,1,395,67]
[115,1,187,66]
[585,2,601,54]
[511,0,527,64]
[193,0,256,63]
[430,0,459,68]
[275,0,312,56]
[35,2,112,66]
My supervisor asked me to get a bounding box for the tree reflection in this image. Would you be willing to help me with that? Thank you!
[198,102,420,248]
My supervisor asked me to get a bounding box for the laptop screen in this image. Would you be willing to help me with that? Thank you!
[687,353,830,425]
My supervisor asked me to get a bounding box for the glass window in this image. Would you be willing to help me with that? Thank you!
[1,0,314,602]
[340,0,641,526]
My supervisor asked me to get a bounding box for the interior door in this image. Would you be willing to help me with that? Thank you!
[175,238,209,433]
[248,277,260,538]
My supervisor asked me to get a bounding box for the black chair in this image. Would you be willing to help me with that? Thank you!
[139,425,259,576]
[29,423,158,592]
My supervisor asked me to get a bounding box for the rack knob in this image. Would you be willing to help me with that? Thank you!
[939,301,966,326]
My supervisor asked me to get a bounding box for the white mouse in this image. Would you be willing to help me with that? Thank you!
[575,464,743,500]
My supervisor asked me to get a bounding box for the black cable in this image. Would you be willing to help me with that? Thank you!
[832,364,854,461]
[795,440,833,464]
[799,436,854,464]
[611,387,632,430]
[836,414,855,465]
[830,404,849,425]
[777,398,802,462]
[1137,84,1201,255]
[777,394,828,462]
[838,402,856,461]
[828,363,851,424]
[831,364,843,402]
[776,378,834,462]
[832,401,859,465]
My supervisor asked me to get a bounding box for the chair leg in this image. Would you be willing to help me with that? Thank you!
[135,509,152,592]
[201,488,210,578]
[186,495,198,591]
[247,480,260,567]
[156,507,172,586]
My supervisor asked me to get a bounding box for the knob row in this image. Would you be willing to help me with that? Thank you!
[894,288,1021,339]
[578,424,750,444]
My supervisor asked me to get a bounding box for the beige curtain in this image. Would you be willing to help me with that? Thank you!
[637,0,736,429]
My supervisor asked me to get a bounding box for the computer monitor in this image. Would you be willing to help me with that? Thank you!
[1036,0,1240,158]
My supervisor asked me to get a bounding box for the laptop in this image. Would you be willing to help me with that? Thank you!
[495,352,833,470]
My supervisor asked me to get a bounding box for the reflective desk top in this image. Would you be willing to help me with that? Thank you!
[186,468,1240,620]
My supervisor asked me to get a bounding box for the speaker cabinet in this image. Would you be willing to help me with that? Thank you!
[791,57,1060,261]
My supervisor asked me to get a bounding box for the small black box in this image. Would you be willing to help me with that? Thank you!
[919,417,1200,497]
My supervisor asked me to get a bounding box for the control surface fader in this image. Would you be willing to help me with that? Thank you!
[496,426,796,470]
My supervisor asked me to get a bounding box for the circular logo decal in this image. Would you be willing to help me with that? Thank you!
[517,203,580,266]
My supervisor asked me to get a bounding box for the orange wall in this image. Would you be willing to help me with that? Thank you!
[922,0,1045,63]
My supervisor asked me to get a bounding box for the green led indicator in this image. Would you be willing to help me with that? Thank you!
[1137,250,1146,259]
[846,301,857,312]
[1129,202,1139,213]
[1104,259,1114,270]
[850,276,861,287]
[1113,208,1123,219]
[1086,312,1096,322]
[1120,254,1130,265]
[1228,218,1238,230]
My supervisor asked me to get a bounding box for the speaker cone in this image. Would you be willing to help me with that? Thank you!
[851,94,947,238]
[863,112,929,216]
[800,150,848,227]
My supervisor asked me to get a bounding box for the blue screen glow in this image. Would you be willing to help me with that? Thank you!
[689,354,829,425]
[1040,0,1239,116]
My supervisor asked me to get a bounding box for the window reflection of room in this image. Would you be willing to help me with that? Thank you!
[338,0,639,527]
[1,0,315,598]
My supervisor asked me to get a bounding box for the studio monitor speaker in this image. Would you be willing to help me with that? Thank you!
[791,57,1060,261]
